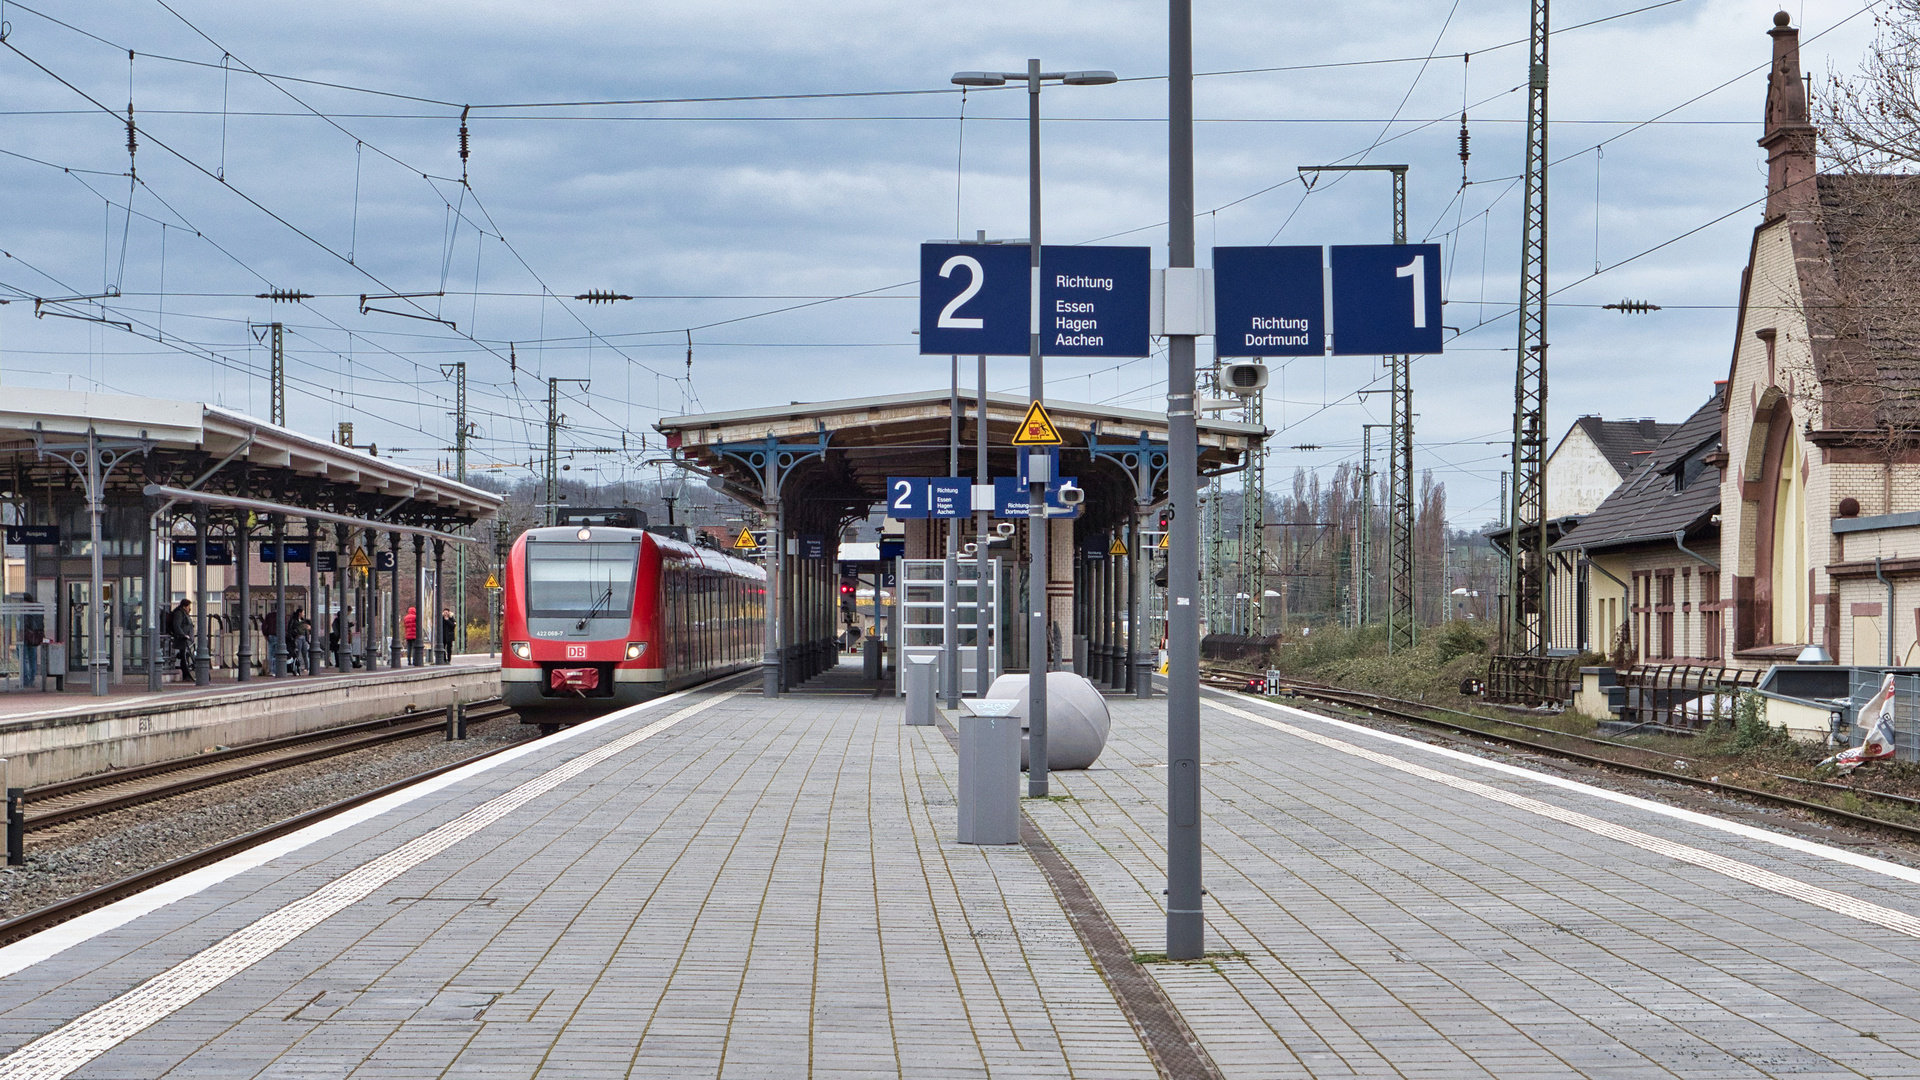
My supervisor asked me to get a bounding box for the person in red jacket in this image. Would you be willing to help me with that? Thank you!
[403,605,420,666]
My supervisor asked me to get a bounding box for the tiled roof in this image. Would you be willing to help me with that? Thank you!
[1812,174,1920,428]
[1550,388,1723,553]
[1569,416,1679,477]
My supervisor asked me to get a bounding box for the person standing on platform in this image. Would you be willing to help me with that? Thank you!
[289,608,310,675]
[168,598,194,683]
[403,605,419,666]
[19,595,43,689]
[439,608,455,664]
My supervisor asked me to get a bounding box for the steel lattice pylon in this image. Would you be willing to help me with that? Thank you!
[1388,352,1416,653]
[1507,0,1551,654]
[1239,390,1265,634]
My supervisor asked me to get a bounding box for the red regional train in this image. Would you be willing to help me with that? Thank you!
[501,522,765,727]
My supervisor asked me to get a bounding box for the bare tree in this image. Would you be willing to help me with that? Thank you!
[1818,1,1920,171]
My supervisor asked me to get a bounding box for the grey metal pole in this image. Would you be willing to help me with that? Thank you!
[1166,0,1205,960]
[86,430,106,696]
[388,532,402,669]
[945,354,961,708]
[977,354,992,697]
[272,514,287,677]
[194,503,210,685]
[335,523,350,670]
[1026,57,1051,798]
[235,511,252,682]
[433,538,446,664]
[307,519,322,675]
[412,534,427,666]
[148,511,164,692]
[762,454,781,697]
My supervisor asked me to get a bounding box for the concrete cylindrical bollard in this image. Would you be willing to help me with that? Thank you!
[958,702,1021,845]
[905,654,939,727]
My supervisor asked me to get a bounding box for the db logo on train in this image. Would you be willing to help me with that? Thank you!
[567,645,588,659]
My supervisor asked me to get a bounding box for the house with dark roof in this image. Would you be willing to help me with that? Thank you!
[1551,390,1724,662]
[1545,416,1679,520]
[1716,12,1920,667]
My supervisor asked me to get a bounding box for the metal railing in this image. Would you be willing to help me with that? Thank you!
[1617,664,1760,731]
[1484,653,1582,706]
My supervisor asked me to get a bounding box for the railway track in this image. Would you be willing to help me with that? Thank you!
[23,698,516,833]
[1207,668,1920,847]
[0,740,523,948]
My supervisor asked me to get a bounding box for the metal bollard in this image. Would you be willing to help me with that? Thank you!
[454,700,467,741]
[958,701,1021,845]
[904,654,939,726]
[863,636,881,681]
[7,787,24,866]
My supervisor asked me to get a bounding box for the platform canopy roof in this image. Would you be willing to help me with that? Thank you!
[0,387,500,527]
[657,388,1261,536]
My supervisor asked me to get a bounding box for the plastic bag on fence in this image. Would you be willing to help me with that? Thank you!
[1821,672,1897,774]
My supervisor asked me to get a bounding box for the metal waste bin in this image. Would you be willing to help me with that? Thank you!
[958,699,1021,845]
[904,654,939,727]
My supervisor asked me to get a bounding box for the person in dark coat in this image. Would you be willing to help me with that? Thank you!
[440,608,455,662]
[19,596,44,688]
[168,598,195,682]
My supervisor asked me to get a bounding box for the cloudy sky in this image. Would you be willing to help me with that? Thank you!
[0,0,1885,525]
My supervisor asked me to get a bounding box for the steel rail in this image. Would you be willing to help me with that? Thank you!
[0,743,521,948]
[24,700,512,830]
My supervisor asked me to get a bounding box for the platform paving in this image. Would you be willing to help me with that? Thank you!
[1,667,1919,1077]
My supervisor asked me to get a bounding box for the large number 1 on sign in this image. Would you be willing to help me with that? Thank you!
[937,256,985,329]
[1395,254,1426,329]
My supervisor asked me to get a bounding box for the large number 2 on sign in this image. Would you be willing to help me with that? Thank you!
[1394,254,1427,328]
[891,479,916,513]
[937,255,985,330]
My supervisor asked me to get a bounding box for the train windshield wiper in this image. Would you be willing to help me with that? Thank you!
[575,582,614,630]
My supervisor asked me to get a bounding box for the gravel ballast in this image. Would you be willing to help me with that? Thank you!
[0,717,543,921]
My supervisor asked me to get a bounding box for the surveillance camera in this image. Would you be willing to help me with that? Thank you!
[1057,482,1085,507]
[1221,361,1269,396]
[963,542,977,556]
[994,522,1016,537]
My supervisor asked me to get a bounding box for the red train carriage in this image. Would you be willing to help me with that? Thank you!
[502,525,765,726]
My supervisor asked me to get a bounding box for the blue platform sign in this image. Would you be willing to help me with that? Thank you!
[3,525,59,546]
[315,551,338,573]
[888,477,972,519]
[1040,245,1150,357]
[1329,243,1443,356]
[374,550,397,572]
[919,243,1030,356]
[993,476,1082,519]
[170,540,231,565]
[1212,246,1324,357]
[258,541,312,564]
[799,534,827,559]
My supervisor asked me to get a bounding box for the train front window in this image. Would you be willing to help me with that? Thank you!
[526,542,640,623]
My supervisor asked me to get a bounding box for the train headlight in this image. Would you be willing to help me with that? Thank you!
[510,641,531,660]
[577,528,592,540]
[625,641,647,660]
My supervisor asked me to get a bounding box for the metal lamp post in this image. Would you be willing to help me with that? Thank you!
[951,61,1115,798]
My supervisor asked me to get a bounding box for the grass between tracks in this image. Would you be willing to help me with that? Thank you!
[1252,621,1920,833]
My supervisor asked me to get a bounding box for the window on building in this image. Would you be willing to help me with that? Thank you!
[1700,570,1721,661]
[1656,570,1675,660]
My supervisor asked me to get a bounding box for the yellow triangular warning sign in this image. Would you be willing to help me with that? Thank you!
[484,573,500,589]
[1011,400,1064,446]
[350,548,371,571]
[1157,531,1169,550]
[733,527,759,550]
[1109,537,1128,556]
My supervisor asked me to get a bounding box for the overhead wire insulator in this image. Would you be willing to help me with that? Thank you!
[1602,299,1661,314]
[255,289,314,303]
[458,105,471,183]
[1458,113,1470,187]
[573,290,633,304]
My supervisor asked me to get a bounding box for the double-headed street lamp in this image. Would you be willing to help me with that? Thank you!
[950,61,1116,798]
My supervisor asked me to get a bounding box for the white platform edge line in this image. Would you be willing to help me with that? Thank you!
[0,678,745,981]
[1213,688,1920,889]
